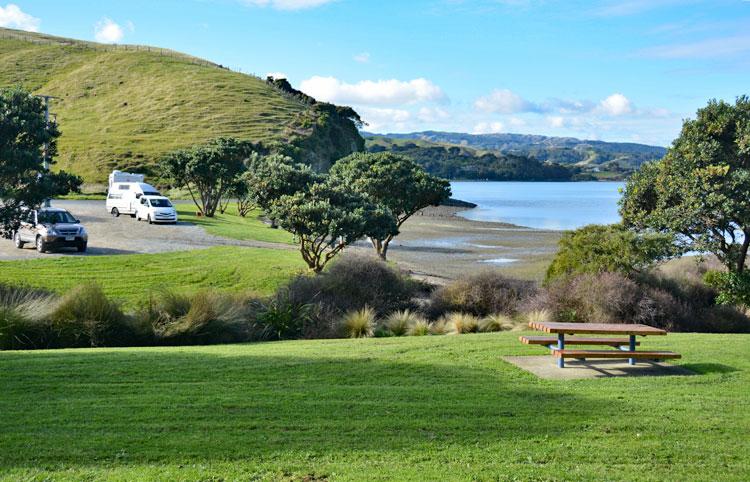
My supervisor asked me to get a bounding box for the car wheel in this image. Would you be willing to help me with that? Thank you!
[77,242,87,253]
[130,213,136,218]
[147,215,153,225]
[36,236,47,253]
[111,207,120,217]
[13,232,24,249]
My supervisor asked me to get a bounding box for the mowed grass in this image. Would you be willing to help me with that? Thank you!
[175,204,294,244]
[0,246,303,306]
[0,333,748,480]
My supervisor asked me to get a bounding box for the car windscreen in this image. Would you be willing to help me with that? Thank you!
[143,191,161,196]
[37,211,77,224]
[149,199,172,208]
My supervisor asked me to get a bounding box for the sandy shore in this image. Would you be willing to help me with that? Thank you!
[350,205,562,284]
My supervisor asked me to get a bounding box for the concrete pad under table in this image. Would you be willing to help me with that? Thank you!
[502,355,695,380]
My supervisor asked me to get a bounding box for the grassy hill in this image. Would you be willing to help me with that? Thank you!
[0,333,747,480]
[0,28,362,183]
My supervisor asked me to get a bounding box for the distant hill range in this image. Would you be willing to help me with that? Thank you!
[0,28,363,183]
[364,131,667,180]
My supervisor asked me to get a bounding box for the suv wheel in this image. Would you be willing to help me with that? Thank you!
[13,232,24,249]
[147,215,153,225]
[77,242,87,253]
[111,207,120,217]
[36,236,47,253]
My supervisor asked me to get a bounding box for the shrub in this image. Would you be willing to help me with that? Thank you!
[341,307,376,338]
[385,310,423,336]
[545,224,676,282]
[254,290,313,341]
[443,312,480,334]
[407,319,431,336]
[286,255,424,318]
[428,271,535,318]
[429,318,449,335]
[704,270,750,308]
[479,314,517,332]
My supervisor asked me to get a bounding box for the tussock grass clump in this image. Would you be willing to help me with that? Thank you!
[341,307,376,338]
[385,310,424,336]
[443,312,480,334]
[479,314,517,332]
[429,318,449,335]
[525,309,550,326]
[156,290,252,345]
[255,290,312,341]
[407,319,431,336]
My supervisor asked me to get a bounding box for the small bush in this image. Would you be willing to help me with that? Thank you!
[341,307,376,338]
[443,312,480,334]
[254,290,313,341]
[286,255,424,318]
[407,319,431,336]
[385,310,423,336]
[480,314,517,332]
[429,318,449,335]
[428,271,535,318]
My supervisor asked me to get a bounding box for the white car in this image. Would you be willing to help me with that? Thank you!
[135,196,178,224]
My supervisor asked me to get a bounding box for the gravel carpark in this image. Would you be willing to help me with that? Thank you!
[0,200,288,261]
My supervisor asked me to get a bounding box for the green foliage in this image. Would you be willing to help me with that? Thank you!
[270,181,398,272]
[407,318,431,336]
[161,138,252,217]
[0,87,81,237]
[704,270,750,307]
[254,290,313,341]
[545,224,677,282]
[621,96,750,274]
[341,307,376,338]
[330,152,451,259]
[243,153,321,216]
[384,310,421,336]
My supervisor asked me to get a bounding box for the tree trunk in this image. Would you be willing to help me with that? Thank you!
[738,229,750,274]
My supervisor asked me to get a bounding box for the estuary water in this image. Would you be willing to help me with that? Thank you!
[450,181,625,231]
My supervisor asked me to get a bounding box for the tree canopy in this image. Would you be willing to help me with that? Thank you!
[269,180,398,272]
[545,224,677,282]
[160,137,252,217]
[0,88,81,237]
[620,96,750,274]
[330,152,451,259]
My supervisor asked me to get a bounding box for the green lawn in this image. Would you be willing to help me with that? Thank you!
[0,246,303,306]
[176,204,295,244]
[0,333,747,480]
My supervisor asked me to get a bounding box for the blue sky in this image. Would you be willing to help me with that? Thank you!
[4,0,750,146]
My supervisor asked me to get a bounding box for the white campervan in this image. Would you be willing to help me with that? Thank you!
[106,170,163,218]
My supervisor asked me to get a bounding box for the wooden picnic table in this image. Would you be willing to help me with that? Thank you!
[521,321,680,368]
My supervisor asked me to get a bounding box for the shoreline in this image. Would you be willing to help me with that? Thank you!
[351,205,562,284]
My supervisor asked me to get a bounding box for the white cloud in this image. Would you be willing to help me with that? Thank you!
[598,93,633,116]
[474,89,538,114]
[299,76,446,105]
[240,0,335,10]
[358,107,412,131]
[0,3,40,32]
[547,116,566,128]
[266,71,288,79]
[417,107,450,123]
[94,18,125,43]
[353,52,370,63]
[472,121,505,134]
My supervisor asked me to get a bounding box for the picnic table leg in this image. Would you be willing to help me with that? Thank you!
[628,335,636,365]
[557,333,565,368]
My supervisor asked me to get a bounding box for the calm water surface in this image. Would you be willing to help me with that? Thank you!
[450,181,625,230]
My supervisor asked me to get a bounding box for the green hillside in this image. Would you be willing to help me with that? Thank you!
[0,28,362,183]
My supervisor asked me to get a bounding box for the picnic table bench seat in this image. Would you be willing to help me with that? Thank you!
[519,335,639,347]
[552,349,681,360]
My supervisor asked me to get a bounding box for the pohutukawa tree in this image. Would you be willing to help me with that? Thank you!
[243,153,321,227]
[160,137,252,217]
[620,95,750,275]
[269,180,398,273]
[330,152,451,260]
[0,88,81,237]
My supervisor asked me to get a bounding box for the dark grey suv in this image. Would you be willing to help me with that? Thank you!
[14,207,88,253]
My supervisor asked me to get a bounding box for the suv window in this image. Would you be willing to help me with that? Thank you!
[37,211,77,224]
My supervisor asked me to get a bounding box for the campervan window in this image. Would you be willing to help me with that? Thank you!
[143,191,160,196]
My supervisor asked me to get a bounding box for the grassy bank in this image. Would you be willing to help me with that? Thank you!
[0,333,747,480]
[175,205,294,244]
[0,246,303,307]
